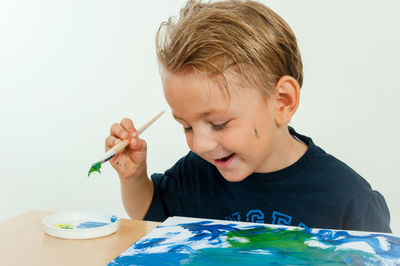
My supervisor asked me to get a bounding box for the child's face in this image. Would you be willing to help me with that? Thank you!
[163,69,281,182]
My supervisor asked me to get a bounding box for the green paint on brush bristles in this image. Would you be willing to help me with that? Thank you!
[88,161,102,176]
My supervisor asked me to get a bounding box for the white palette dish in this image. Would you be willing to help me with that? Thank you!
[42,211,120,239]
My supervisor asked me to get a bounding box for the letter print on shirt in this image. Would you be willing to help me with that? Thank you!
[246,210,265,223]
[225,211,241,221]
[226,210,310,229]
[272,210,292,226]
[272,210,310,230]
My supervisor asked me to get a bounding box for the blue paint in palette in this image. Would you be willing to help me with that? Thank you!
[77,221,109,229]
[54,215,118,230]
[76,215,118,229]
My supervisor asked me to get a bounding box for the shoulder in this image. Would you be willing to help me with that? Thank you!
[291,128,371,192]
[311,149,370,190]
[291,128,376,208]
[292,129,391,232]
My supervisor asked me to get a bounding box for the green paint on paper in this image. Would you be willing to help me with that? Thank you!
[88,162,102,176]
[225,227,375,263]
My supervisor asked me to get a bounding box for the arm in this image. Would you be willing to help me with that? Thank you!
[120,173,154,220]
[106,118,154,220]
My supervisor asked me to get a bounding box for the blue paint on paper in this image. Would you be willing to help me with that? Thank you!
[315,229,400,258]
[180,220,244,243]
[111,252,189,265]
[77,221,109,229]
[133,238,168,250]
[108,218,400,265]
[168,244,195,253]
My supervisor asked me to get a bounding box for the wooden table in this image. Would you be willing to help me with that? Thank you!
[0,211,160,266]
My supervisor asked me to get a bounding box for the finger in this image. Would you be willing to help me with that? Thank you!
[129,137,147,152]
[110,123,129,139]
[105,136,118,151]
[126,138,147,168]
[120,118,137,136]
[128,137,138,150]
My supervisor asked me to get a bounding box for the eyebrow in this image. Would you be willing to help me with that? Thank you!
[173,111,213,121]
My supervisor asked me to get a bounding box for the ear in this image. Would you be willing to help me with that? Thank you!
[273,76,301,126]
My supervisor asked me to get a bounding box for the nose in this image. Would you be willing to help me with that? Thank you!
[190,130,218,155]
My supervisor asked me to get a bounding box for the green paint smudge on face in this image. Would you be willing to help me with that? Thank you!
[254,128,259,139]
[88,161,102,176]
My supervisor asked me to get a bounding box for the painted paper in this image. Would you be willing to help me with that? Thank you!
[109,216,400,265]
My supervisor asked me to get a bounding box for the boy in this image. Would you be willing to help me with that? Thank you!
[106,0,391,232]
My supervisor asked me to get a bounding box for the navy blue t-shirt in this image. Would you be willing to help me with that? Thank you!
[144,129,391,233]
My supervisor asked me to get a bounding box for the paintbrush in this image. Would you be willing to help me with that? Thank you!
[88,110,165,176]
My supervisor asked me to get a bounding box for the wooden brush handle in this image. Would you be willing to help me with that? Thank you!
[111,139,130,154]
[137,110,165,134]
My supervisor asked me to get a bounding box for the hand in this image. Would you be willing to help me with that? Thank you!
[105,118,147,180]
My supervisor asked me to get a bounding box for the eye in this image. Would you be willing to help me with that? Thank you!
[211,121,229,131]
[183,126,193,133]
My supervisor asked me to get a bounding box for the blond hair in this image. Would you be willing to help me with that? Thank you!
[156,0,303,94]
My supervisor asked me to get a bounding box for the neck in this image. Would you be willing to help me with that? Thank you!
[257,126,308,173]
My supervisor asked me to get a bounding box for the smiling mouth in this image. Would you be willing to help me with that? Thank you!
[216,154,234,162]
[213,153,235,167]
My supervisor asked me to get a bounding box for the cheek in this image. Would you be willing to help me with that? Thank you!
[219,127,252,150]
[185,133,194,150]
[235,125,265,151]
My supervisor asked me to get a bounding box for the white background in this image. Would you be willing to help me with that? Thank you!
[1,0,399,233]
